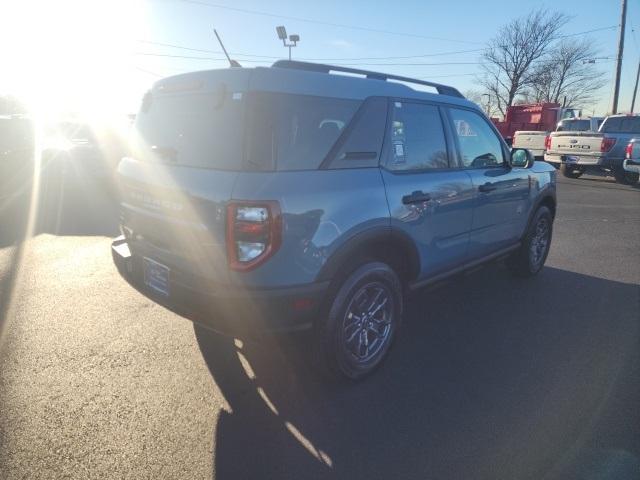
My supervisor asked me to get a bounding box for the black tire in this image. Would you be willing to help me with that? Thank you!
[508,206,553,277]
[560,163,584,179]
[317,262,402,380]
[613,166,639,185]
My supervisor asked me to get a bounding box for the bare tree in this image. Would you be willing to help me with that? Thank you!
[523,38,607,108]
[479,9,569,116]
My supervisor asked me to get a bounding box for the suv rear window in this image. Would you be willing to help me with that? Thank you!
[135,90,245,169]
[135,91,360,171]
[136,90,245,169]
[600,116,640,134]
[247,93,360,171]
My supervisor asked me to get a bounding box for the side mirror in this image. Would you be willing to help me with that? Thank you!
[510,148,535,168]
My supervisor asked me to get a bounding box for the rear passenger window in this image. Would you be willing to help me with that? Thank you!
[385,102,449,171]
[449,108,504,168]
[600,116,640,134]
[327,97,388,169]
[246,92,360,171]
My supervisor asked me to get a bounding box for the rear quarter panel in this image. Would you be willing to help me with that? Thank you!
[230,168,390,288]
[529,161,556,218]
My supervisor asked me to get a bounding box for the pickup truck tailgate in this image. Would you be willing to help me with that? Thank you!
[548,132,603,157]
[513,131,547,153]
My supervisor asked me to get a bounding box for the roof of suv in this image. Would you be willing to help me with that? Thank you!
[152,60,478,110]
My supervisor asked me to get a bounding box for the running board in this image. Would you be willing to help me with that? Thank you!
[408,243,521,291]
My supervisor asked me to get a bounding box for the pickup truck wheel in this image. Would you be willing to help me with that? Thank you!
[613,166,639,185]
[508,206,553,277]
[318,262,402,381]
[560,164,584,179]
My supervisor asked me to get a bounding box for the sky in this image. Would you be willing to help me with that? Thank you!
[2,0,639,118]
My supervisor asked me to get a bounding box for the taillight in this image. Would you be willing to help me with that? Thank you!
[600,137,615,152]
[226,201,282,271]
[544,135,551,150]
[626,142,634,158]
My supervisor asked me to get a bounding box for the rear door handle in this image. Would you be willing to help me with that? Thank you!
[402,190,432,204]
[478,182,497,193]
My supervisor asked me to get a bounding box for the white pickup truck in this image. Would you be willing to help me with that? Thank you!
[512,117,603,160]
[544,114,640,184]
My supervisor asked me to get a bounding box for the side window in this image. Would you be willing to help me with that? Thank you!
[449,108,505,168]
[385,101,449,171]
[327,97,388,169]
[246,93,360,171]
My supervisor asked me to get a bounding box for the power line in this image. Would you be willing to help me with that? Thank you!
[137,39,484,61]
[134,66,164,77]
[175,0,484,45]
[134,52,272,62]
[630,20,640,54]
[294,49,484,61]
[134,52,481,66]
[174,0,622,47]
[136,22,620,66]
[559,25,618,38]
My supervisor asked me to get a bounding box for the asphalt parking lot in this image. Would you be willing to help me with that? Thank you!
[0,171,638,479]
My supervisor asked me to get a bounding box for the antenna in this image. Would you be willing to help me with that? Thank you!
[213,29,241,67]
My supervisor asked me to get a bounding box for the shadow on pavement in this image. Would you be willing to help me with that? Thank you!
[560,173,640,192]
[193,265,639,480]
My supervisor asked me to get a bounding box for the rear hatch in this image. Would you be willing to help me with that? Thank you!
[118,69,250,283]
[547,131,604,158]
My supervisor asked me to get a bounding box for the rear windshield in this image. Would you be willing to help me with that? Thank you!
[134,90,360,171]
[557,119,590,132]
[600,116,640,134]
[135,91,245,169]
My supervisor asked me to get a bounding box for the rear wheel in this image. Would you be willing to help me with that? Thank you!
[561,163,584,179]
[317,262,402,380]
[508,206,553,277]
[613,166,639,185]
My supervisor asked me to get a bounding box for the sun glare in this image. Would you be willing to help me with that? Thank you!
[2,0,149,121]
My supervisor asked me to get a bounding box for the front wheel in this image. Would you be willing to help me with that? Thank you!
[508,206,553,277]
[613,166,639,185]
[560,164,584,179]
[317,262,402,380]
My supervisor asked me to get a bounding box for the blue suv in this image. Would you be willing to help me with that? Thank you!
[112,61,556,379]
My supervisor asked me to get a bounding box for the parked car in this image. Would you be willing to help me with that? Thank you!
[623,138,640,176]
[112,61,557,380]
[0,115,34,204]
[512,117,603,161]
[544,114,640,184]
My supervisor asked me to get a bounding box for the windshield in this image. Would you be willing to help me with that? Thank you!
[135,90,245,169]
[600,116,640,134]
[557,119,590,131]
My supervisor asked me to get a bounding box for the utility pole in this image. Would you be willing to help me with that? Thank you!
[612,0,627,114]
[481,94,491,116]
[631,60,640,113]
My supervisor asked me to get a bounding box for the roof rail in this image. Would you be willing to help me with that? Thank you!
[271,60,465,99]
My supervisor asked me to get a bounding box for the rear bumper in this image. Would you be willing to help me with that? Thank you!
[111,236,328,336]
[544,153,623,169]
[623,159,640,174]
